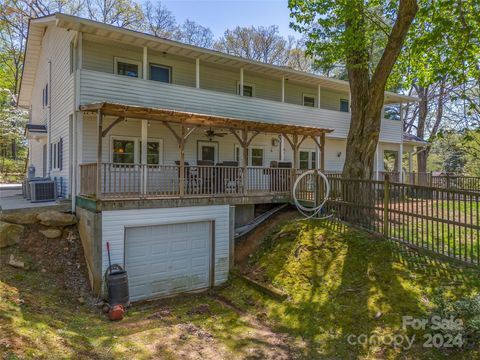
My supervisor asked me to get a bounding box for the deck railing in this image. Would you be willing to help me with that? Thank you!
[79,163,292,199]
[79,163,97,197]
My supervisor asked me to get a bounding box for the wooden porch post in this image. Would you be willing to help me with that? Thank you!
[141,119,148,195]
[96,110,102,199]
[229,128,259,195]
[179,125,186,196]
[242,129,249,195]
[162,122,196,197]
[320,133,325,171]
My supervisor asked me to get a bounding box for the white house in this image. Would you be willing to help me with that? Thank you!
[19,13,421,301]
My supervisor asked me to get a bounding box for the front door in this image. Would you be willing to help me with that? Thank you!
[197,141,218,163]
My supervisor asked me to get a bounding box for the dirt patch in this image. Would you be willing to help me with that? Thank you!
[213,293,304,359]
[235,209,299,266]
[1,222,92,302]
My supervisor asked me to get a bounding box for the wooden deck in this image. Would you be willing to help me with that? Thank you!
[80,163,297,200]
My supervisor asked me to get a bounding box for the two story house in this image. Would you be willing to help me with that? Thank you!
[19,13,419,301]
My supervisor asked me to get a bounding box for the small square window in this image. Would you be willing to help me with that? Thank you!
[340,99,349,112]
[150,64,171,83]
[237,82,255,97]
[303,95,315,107]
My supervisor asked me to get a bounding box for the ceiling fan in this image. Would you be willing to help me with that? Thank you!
[204,128,228,141]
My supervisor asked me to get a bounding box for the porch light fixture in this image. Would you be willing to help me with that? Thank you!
[271,138,280,147]
[337,152,342,158]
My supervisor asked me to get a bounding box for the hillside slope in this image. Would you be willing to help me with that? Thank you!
[222,219,480,359]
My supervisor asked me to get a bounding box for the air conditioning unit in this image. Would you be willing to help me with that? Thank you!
[30,180,57,202]
[24,177,50,200]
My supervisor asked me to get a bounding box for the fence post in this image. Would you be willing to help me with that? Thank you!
[383,174,390,238]
[446,173,450,189]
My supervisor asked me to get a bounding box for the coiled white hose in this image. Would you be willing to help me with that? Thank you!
[292,170,331,219]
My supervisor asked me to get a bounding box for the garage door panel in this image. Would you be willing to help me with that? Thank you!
[171,257,190,271]
[150,262,170,274]
[150,240,171,254]
[125,221,211,301]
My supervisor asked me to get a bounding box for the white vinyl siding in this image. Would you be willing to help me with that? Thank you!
[30,26,75,196]
[102,205,231,287]
[80,69,402,143]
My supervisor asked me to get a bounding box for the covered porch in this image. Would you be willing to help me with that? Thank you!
[78,102,333,201]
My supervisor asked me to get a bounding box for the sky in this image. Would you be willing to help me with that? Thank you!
[162,0,299,39]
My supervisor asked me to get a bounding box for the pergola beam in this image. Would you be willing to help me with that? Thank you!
[80,102,333,138]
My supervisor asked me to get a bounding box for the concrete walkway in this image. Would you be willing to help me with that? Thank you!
[0,185,70,212]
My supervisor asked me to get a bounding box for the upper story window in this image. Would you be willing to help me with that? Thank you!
[150,64,171,83]
[114,57,141,78]
[236,81,255,97]
[303,94,316,107]
[383,105,400,120]
[340,99,349,112]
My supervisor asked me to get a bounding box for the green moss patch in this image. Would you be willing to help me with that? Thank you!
[222,218,480,359]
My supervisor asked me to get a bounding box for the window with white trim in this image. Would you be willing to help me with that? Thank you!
[150,64,171,83]
[112,137,136,164]
[303,94,316,107]
[236,81,255,97]
[114,57,142,78]
[139,139,164,165]
[299,150,316,169]
[51,138,63,171]
[234,144,241,163]
[249,146,264,167]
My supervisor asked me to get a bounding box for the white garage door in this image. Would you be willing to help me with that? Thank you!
[125,221,212,301]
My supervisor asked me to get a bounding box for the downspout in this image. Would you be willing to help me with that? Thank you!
[47,59,52,177]
[71,31,82,213]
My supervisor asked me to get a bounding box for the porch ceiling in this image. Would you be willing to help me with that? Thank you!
[80,102,334,137]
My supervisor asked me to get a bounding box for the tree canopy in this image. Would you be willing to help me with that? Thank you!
[289,0,479,179]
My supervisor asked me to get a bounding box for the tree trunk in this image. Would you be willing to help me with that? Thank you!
[342,0,418,179]
[416,85,429,174]
[416,80,446,176]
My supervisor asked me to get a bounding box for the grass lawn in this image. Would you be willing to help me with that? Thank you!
[1,218,480,359]
[220,218,480,359]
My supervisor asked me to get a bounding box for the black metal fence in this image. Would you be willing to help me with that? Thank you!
[323,176,480,266]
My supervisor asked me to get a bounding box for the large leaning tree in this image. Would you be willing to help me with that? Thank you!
[289,0,419,179]
[289,0,418,179]
[289,0,480,179]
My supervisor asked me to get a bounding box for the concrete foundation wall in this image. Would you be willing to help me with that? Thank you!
[76,206,102,294]
[234,204,255,227]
